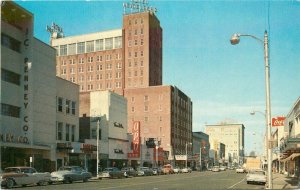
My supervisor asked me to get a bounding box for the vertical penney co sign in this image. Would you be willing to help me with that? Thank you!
[22,18,33,144]
[272,117,285,127]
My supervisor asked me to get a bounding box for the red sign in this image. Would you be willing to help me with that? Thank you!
[272,117,285,127]
[153,147,164,161]
[127,121,141,158]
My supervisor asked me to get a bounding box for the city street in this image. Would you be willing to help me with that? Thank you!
[10,171,266,190]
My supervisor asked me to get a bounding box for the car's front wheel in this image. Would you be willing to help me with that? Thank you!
[6,178,14,189]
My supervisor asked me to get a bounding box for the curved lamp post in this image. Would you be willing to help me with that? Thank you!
[230,31,272,189]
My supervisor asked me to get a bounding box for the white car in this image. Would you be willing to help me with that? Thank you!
[246,170,266,185]
[1,167,51,189]
[50,166,92,183]
[212,166,220,172]
[173,167,182,174]
[181,167,192,173]
[220,166,226,171]
[236,167,245,173]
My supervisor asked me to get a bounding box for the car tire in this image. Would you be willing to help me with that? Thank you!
[6,178,14,189]
[37,180,48,186]
[83,177,88,182]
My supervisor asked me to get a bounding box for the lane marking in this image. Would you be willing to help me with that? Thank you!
[227,178,246,189]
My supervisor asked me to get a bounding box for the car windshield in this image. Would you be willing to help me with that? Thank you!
[103,168,113,172]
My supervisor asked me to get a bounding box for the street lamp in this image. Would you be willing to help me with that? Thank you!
[96,118,100,177]
[186,142,192,168]
[230,31,272,189]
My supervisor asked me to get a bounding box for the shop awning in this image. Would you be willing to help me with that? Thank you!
[280,153,300,162]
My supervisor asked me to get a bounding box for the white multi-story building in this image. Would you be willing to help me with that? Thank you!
[205,123,245,165]
[81,90,128,170]
[1,1,80,171]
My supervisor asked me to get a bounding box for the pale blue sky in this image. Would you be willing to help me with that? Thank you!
[16,0,300,155]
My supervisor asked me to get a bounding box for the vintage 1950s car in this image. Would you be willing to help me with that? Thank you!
[50,166,92,183]
[0,166,51,189]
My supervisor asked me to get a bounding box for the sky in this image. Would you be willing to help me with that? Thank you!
[15,0,300,156]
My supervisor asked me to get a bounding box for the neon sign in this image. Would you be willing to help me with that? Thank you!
[123,0,157,15]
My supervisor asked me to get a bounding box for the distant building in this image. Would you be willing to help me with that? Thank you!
[205,123,245,165]
[192,132,210,169]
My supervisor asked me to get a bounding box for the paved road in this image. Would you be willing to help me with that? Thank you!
[9,170,265,190]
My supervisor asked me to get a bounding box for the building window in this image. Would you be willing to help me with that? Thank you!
[114,36,122,48]
[88,65,93,72]
[131,97,135,102]
[134,40,138,46]
[132,107,135,112]
[71,125,75,142]
[134,29,138,35]
[72,101,76,115]
[77,42,85,54]
[97,55,103,62]
[58,97,63,112]
[105,38,113,50]
[60,45,67,56]
[128,40,132,47]
[144,95,149,101]
[141,39,144,45]
[141,60,144,67]
[141,28,144,35]
[106,63,112,70]
[144,117,148,122]
[70,67,75,74]
[95,39,104,51]
[57,122,63,140]
[68,43,76,55]
[1,103,20,118]
[79,58,85,64]
[144,105,148,112]
[141,51,144,57]
[135,52,138,57]
[66,100,70,114]
[61,68,66,75]
[86,41,94,53]
[1,69,20,85]
[66,124,70,141]
[1,33,21,53]
[88,57,93,63]
[78,67,84,73]
[140,70,143,76]
[117,62,122,69]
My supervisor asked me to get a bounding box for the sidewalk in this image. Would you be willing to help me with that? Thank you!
[272,172,299,189]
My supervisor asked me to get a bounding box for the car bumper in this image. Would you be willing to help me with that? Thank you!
[50,177,65,182]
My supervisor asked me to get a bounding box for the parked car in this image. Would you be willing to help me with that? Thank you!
[162,164,174,174]
[220,166,226,171]
[246,170,266,185]
[153,167,164,175]
[50,166,92,183]
[136,167,153,176]
[212,166,220,172]
[1,166,51,189]
[236,167,245,173]
[121,167,137,177]
[98,167,124,179]
[181,167,192,173]
[173,167,182,174]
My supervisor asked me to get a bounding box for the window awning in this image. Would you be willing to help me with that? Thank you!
[280,153,300,162]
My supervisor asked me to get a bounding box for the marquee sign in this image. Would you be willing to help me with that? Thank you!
[123,0,157,15]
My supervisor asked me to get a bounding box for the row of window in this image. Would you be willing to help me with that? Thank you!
[68,72,123,83]
[128,50,144,58]
[60,54,122,66]
[56,36,122,56]
[57,97,76,115]
[1,103,20,118]
[80,82,122,91]
[60,63,122,74]
[128,28,144,36]
[131,105,163,112]
[1,68,20,86]
[128,38,144,47]
[56,122,76,141]
[1,33,21,53]
[128,18,144,25]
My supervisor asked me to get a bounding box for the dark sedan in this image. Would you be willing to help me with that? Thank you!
[98,167,124,179]
[121,167,137,177]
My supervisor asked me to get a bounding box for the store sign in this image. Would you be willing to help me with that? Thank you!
[153,147,164,161]
[123,0,157,14]
[127,121,140,158]
[114,149,124,154]
[0,133,29,144]
[272,117,285,127]
[80,144,97,152]
[57,142,73,150]
[113,122,124,128]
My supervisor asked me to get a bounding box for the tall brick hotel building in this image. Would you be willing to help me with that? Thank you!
[51,1,193,166]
